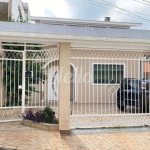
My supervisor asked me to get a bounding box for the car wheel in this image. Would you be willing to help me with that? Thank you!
[117,102,126,111]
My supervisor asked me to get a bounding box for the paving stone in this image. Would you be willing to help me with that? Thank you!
[0,122,150,149]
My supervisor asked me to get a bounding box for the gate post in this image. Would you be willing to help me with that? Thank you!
[22,43,26,114]
[59,42,70,134]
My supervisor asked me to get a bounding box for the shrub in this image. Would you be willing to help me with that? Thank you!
[24,109,35,121]
[23,107,58,124]
[34,110,44,123]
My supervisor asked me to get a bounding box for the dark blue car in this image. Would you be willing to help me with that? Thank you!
[117,78,149,113]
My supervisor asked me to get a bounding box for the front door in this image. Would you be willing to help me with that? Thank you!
[48,66,59,100]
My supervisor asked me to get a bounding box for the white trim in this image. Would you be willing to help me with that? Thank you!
[71,47,150,52]
[1,31,150,44]
[30,16,142,27]
[70,63,77,102]
[70,113,150,117]
[22,43,26,114]
[43,58,77,102]
[70,63,77,72]
[43,58,58,69]
[141,60,143,79]
[0,119,22,123]
[0,106,22,109]
[92,63,125,85]
[138,60,141,80]
[71,57,142,61]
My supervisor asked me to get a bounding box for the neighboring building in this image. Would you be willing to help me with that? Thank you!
[0,0,30,21]
[30,16,142,29]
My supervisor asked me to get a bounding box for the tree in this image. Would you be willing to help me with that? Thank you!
[0,5,46,106]
[0,3,14,22]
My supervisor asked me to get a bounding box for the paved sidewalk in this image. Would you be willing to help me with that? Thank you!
[0,122,150,150]
[0,122,67,150]
[66,128,150,150]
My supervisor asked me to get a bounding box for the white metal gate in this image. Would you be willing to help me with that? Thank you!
[0,43,59,122]
[0,47,23,122]
[25,47,59,114]
[70,49,150,128]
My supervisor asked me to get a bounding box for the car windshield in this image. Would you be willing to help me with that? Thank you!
[128,80,141,90]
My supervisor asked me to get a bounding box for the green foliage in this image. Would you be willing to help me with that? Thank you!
[0,3,14,22]
[4,101,22,107]
[43,107,58,124]
[0,4,27,22]
[23,107,58,124]
[1,5,46,106]
[2,43,46,106]
[44,107,54,123]
[17,5,24,22]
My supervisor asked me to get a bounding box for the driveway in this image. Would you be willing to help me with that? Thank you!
[0,122,150,150]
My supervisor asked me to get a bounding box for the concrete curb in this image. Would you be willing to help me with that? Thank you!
[23,120,59,131]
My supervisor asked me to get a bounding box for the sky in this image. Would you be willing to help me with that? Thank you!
[22,0,150,30]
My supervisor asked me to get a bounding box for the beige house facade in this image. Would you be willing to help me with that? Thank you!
[0,15,150,131]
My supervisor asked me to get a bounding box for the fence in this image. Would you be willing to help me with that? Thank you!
[0,43,59,122]
[70,49,150,127]
[0,43,150,128]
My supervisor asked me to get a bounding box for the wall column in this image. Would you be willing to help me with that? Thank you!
[59,42,70,134]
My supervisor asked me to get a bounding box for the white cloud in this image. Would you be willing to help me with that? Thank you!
[22,0,72,18]
[21,0,150,29]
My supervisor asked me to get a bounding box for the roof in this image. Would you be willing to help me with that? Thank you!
[0,21,149,38]
[30,16,142,29]
[0,22,150,47]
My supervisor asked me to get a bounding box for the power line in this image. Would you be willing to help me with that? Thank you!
[133,0,150,6]
[142,0,150,4]
[89,0,150,17]
[100,0,150,21]
[99,0,150,21]
[81,0,143,19]
[81,0,150,22]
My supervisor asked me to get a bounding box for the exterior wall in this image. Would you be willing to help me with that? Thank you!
[71,49,143,104]
[24,49,145,106]
[30,49,143,105]
[59,42,70,132]
[26,83,42,106]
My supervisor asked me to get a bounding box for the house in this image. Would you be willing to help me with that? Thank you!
[28,16,148,104]
[0,0,150,132]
